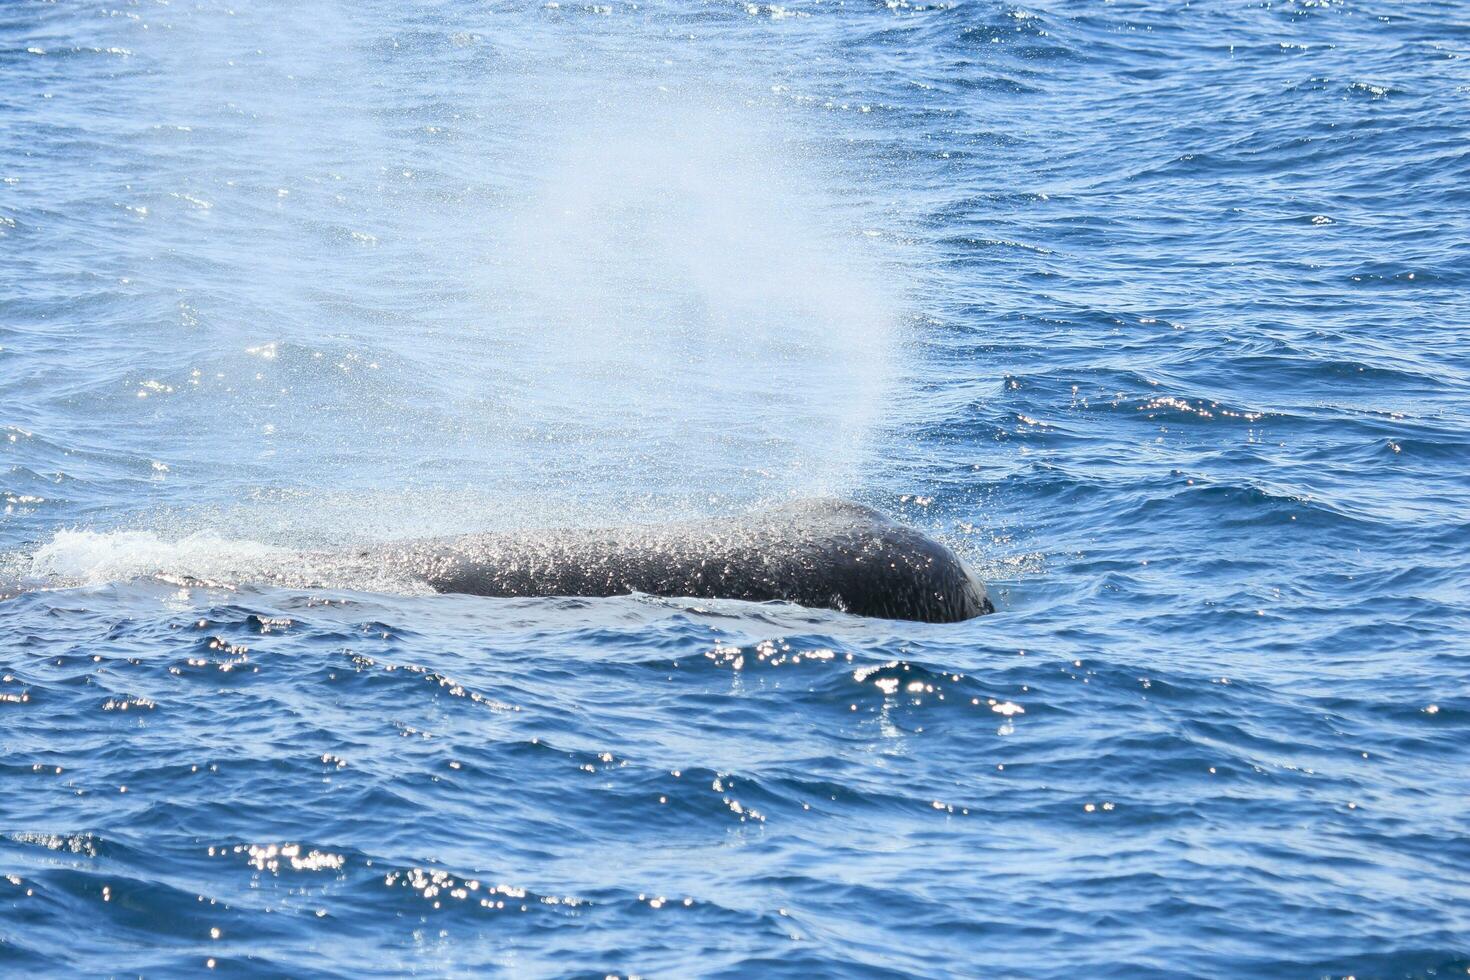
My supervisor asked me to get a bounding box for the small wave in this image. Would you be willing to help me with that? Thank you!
[24,529,429,597]
[29,530,292,587]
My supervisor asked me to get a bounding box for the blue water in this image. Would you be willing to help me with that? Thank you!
[3,0,1469,975]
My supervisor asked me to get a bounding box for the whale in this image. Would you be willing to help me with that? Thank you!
[365,498,992,623]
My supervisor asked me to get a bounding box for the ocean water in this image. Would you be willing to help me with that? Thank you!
[3,0,1469,974]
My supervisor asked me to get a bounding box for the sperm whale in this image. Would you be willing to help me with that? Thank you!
[369,498,991,623]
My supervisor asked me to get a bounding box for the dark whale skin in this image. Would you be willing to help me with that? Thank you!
[378,499,992,624]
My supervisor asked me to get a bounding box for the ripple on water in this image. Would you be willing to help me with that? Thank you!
[4,0,1470,973]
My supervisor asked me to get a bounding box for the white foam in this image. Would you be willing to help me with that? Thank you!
[29,530,291,587]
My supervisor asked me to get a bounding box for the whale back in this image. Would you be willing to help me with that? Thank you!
[383,499,991,623]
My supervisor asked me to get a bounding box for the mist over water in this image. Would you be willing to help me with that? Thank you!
[17,0,906,577]
[483,92,898,506]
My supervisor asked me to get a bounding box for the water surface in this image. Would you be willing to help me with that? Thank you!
[2,0,1469,975]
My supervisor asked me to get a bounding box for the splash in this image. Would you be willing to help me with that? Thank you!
[26,529,432,596]
[469,85,901,509]
[29,530,292,588]
[21,0,912,590]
